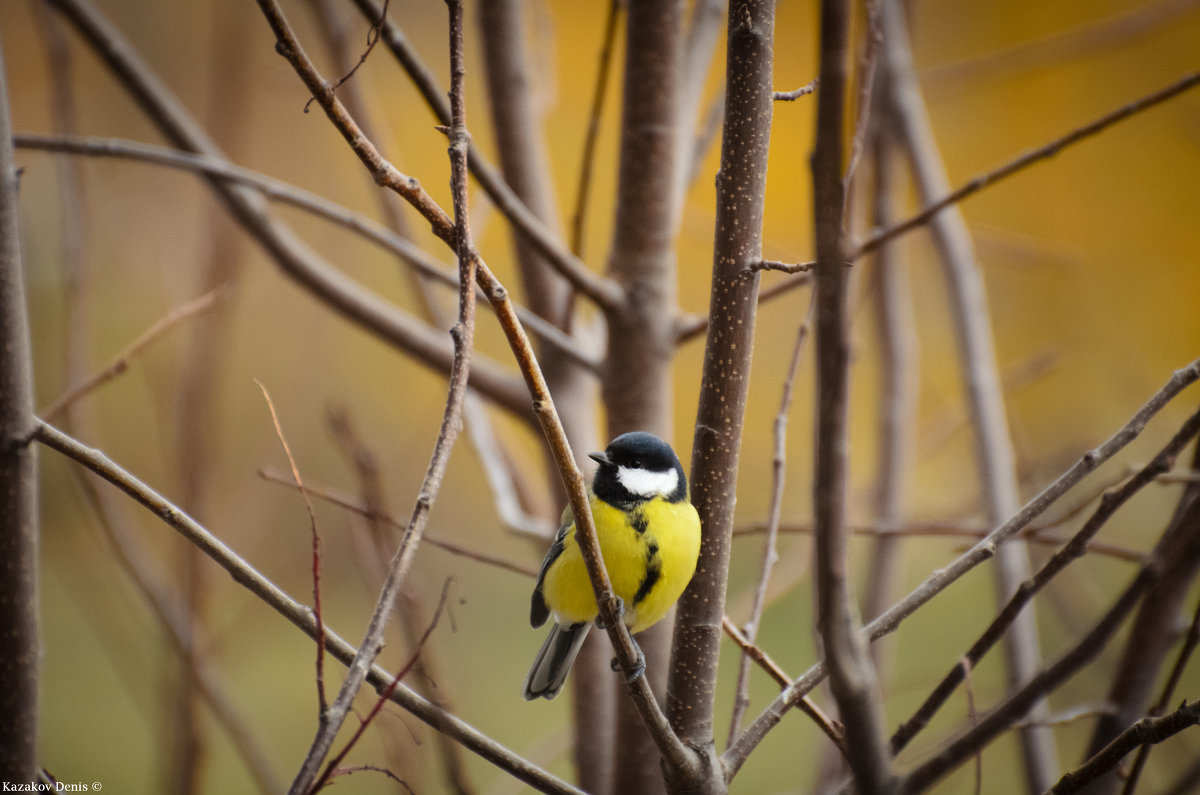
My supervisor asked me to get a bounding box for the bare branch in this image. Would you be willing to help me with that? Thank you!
[33,420,581,794]
[347,0,627,313]
[0,41,39,779]
[256,382,328,716]
[14,133,600,376]
[810,0,894,788]
[39,285,228,420]
[672,3,776,790]
[853,69,1200,261]
[1048,701,1200,795]
[724,358,1200,776]
[890,405,1200,756]
[286,2,479,788]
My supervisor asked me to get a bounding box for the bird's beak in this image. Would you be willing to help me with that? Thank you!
[588,451,611,466]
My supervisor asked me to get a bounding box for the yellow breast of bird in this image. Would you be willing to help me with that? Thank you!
[543,493,701,634]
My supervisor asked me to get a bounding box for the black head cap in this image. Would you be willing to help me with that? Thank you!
[589,432,687,506]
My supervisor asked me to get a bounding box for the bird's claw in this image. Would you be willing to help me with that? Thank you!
[609,642,646,685]
[595,596,626,630]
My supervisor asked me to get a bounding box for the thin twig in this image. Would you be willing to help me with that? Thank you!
[256,381,327,715]
[1120,587,1200,794]
[748,258,816,274]
[722,617,846,757]
[727,294,813,745]
[853,70,1200,261]
[259,467,539,577]
[569,0,622,257]
[312,578,454,794]
[38,285,229,420]
[302,0,390,113]
[774,79,817,100]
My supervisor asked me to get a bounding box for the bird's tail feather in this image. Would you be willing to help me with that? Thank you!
[522,622,591,700]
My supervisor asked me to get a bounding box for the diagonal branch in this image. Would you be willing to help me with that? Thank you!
[723,358,1200,778]
[853,69,1200,261]
[346,0,626,313]
[890,404,1200,756]
[33,419,581,795]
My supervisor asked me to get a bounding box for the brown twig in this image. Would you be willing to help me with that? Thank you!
[256,382,327,715]
[1046,701,1200,795]
[302,0,390,113]
[748,258,816,274]
[727,294,813,745]
[312,577,454,794]
[39,285,229,420]
[1120,591,1200,794]
[774,79,817,100]
[722,617,846,757]
[569,0,622,258]
[853,69,1200,262]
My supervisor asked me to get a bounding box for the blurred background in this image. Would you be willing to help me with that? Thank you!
[4,0,1200,792]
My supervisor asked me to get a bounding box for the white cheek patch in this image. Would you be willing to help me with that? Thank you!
[616,465,679,498]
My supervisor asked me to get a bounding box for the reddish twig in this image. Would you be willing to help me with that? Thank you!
[256,381,328,715]
[312,578,455,793]
[303,0,390,113]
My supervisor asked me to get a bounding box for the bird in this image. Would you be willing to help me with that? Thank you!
[522,431,702,700]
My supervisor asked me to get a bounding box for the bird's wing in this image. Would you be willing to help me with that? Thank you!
[530,503,576,628]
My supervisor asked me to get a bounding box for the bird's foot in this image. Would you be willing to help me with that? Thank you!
[609,640,646,685]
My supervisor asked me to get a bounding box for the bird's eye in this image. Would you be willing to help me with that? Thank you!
[630,459,641,468]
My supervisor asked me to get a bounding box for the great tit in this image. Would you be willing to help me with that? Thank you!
[522,431,702,700]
